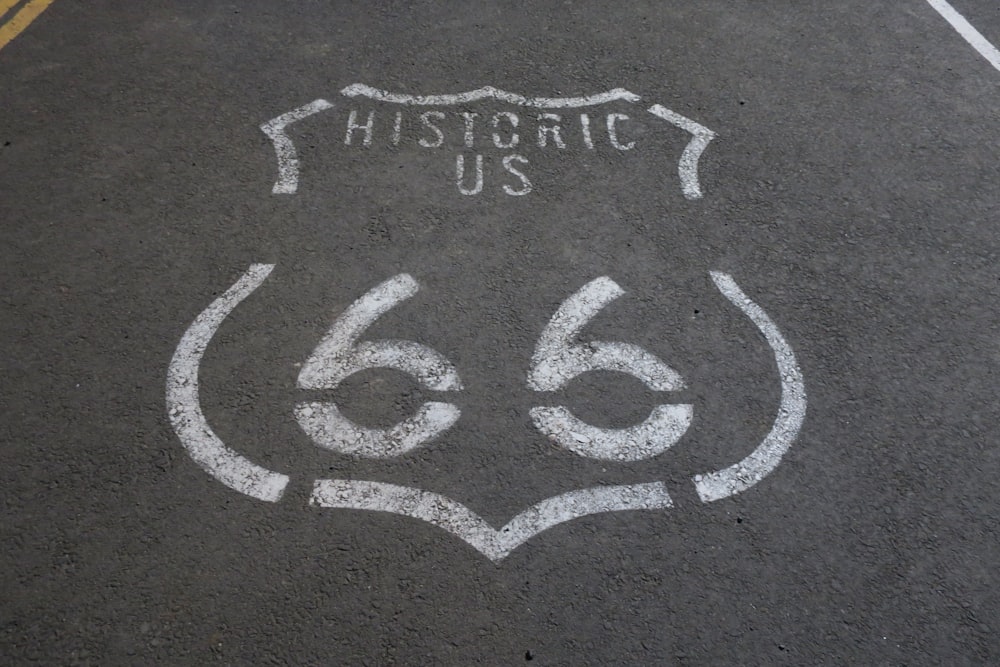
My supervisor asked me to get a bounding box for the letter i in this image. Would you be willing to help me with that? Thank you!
[392,111,402,146]
[580,113,594,149]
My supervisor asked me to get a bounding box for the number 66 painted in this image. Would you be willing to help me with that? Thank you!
[294,274,692,462]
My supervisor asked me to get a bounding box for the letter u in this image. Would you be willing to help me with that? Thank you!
[455,154,484,196]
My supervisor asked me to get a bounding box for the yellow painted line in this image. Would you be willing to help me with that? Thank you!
[0,0,22,24]
[0,0,55,52]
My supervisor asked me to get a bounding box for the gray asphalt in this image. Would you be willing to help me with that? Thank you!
[3,1,1000,664]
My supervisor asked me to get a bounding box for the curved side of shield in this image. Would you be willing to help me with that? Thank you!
[261,99,335,194]
[693,272,807,503]
[166,264,290,502]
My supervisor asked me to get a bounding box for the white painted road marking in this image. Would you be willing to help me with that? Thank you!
[528,277,686,391]
[297,274,461,391]
[295,401,462,458]
[693,272,807,503]
[926,0,1000,72]
[528,276,693,460]
[647,104,715,200]
[261,85,716,199]
[166,264,289,502]
[340,83,643,108]
[309,479,674,562]
[167,267,806,558]
[531,404,694,462]
[296,274,463,457]
[260,98,334,194]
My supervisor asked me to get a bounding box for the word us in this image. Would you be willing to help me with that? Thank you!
[261,84,716,199]
[167,266,805,560]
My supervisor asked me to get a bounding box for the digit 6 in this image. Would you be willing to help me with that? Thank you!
[295,274,462,458]
[528,277,692,461]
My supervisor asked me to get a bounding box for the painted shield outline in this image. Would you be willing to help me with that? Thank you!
[261,84,716,199]
[166,264,805,561]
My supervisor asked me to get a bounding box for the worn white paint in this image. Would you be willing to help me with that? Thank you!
[260,99,334,194]
[461,112,477,148]
[166,264,289,502]
[263,85,714,199]
[528,277,693,460]
[501,154,532,196]
[296,274,462,457]
[646,104,715,200]
[528,277,686,392]
[310,478,673,561]
[606,113,635,151]
[693,272,807,503]
[344,109,374,146]
[536,113,566,148]
[391,111,403,145]
[492,111,519,148]
[418,111,446,148]
[340,83,642,108]
[298,274,462,391]
[531,404,693,461]
[580,113,594,149]
[167,265,806,555]
[295,401,461,457]
[456,154,485,195]
[926,0,1000,72]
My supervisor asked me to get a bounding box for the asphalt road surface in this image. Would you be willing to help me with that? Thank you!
[3,1,1000,664]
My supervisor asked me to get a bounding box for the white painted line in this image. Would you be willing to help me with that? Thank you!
[310,479,673,561]
[530,404,693,462]
[646,104,715,200]
[260,99,334,194]
[296,274,462,457]
[693,273,807,503]
[340,83,642,108]
[166,264,290,502]
[926,0,1000,72]
[528,277,686,392]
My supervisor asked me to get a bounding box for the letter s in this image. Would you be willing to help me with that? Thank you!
[502,154,532,196]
